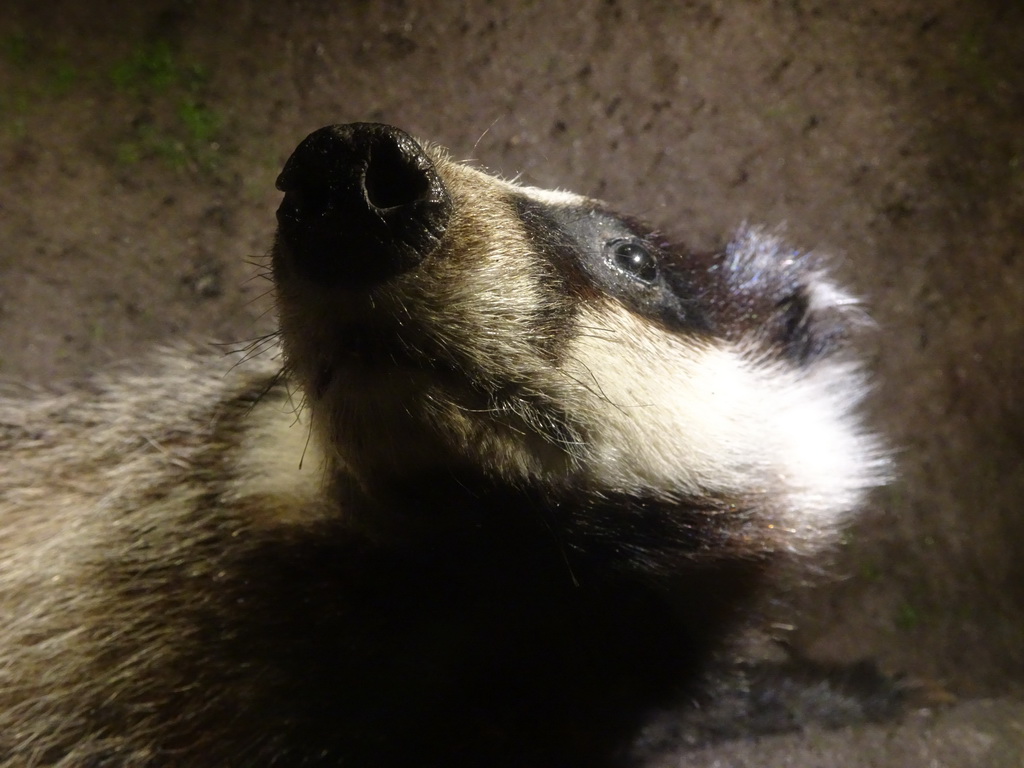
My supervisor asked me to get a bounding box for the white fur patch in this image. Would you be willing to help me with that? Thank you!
[226,388,329,526]
[515,184,590,208]
[562,303,882,538]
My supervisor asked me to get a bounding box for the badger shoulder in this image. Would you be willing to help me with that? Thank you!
[0,347,345,764]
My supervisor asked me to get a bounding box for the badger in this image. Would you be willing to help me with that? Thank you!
[0,123,885,767]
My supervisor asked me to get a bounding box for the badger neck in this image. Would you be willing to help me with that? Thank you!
[328,464,766,624]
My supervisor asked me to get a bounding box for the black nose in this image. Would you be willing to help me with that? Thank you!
[275,123,452,285]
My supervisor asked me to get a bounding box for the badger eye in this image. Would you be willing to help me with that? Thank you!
[609,240,658,282]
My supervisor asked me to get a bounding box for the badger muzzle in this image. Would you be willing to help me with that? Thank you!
[275,123,453,285]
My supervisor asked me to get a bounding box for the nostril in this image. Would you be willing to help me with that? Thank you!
[364,143,432,211]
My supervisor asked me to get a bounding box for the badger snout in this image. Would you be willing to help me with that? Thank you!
[275,123,452,285]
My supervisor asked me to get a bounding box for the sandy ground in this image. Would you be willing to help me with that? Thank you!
[1,0,1023,764]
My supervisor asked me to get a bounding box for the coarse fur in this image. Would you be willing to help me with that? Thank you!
[0,124,886,767]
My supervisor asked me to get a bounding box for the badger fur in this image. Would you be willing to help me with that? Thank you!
[0,123,885,767]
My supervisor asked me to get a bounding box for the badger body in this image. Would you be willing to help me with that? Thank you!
[0,124,883,767]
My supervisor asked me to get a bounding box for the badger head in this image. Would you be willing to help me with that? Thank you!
[272,123,885,568]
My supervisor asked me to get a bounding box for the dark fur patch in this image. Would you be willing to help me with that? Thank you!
[699,239,850,364]
[512,195,714,336]
[511,195,600,302]
[514,192,850,364]
[66,456,764,767]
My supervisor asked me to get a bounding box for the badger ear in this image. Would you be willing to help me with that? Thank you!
[707,228,858,364]
[761,282,848,364]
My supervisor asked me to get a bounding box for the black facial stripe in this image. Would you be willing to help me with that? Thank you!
[513,193,851,366]
[511,195,598,300]
[511,194,710,334]
[504,196,589,362]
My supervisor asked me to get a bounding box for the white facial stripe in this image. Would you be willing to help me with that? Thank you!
[564,305,769,494]
[514,184,590,209]
[562,304,881,530]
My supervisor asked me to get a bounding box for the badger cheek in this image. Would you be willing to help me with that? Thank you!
[558,305,771,498]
